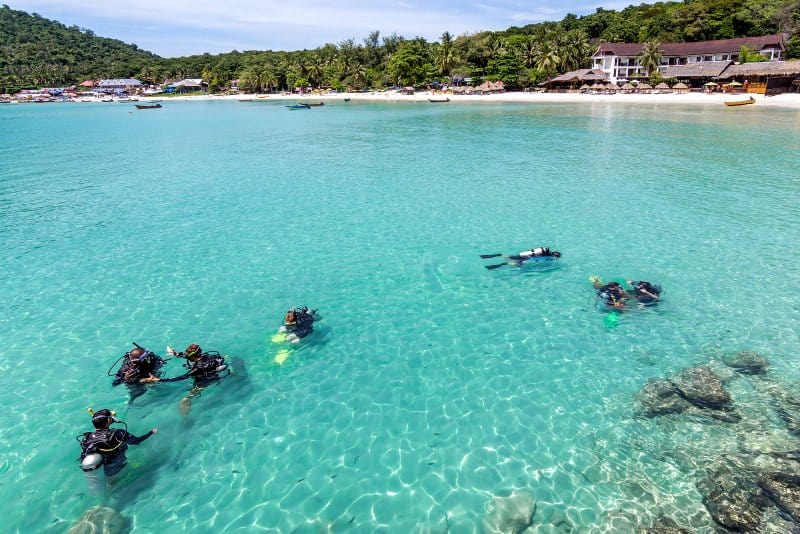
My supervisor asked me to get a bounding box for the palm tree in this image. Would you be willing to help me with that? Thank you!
[637,40,663,78]
[560,29,591,71]
[534,40,560,76]
[305,54,325,88]
[521,39,537,68]
[437,31,455,77]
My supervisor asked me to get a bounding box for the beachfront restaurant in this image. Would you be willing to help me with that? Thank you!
[715,60,800,95]
[168,79,206,94]
[545,69,608,92]
[659,61,731,90]
[96,78,142,95]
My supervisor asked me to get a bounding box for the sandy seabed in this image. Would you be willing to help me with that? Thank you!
[160,90,800,109]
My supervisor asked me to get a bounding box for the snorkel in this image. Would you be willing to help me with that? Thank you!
[87,407,128,432]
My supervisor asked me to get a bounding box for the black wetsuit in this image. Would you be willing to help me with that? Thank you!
[286,309,316,339]
[632,281,661,304]
[597,283,628,307]
[112,350,165,402]
[160,352,228,389]
[79,428,155,476]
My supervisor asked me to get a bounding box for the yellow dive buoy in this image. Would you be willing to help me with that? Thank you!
[274,349,291,365]
[271,332,287,344]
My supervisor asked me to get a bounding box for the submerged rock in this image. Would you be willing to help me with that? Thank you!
[639,516,691,534]
[67,506,127,534]
[755,379,800,436]
[724,350,769,375]
[759,472,800,523]
[636,379,692,416]
[674,366,732,411]
[481,491,536,534]
[697,465,767,531]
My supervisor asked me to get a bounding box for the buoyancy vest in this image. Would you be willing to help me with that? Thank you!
[80,428,126,459]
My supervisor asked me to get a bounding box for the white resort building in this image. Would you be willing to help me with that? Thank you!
[592,34,787,84]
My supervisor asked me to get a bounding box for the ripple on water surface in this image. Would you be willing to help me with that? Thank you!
[1,100,799,532]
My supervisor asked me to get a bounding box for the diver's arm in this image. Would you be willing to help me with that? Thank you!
[157,372,193,383]
[125,428,158,445]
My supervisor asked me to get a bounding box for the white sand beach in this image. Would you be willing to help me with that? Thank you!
[162,90,800,109]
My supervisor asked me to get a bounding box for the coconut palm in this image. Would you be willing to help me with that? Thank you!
[520,39,537,68]
[638,40,663,78]
[534,40,560,76]
[561,29,591,71]
[437,31,455,76]
[305,54,325,88]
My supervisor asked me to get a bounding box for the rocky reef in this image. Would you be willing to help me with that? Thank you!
[67,506,128,534]
[636,365,739,422]
[481,491,536,534]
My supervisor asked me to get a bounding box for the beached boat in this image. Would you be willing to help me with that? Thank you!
[287,104,310,110]
[344,98,351,102]
[428,97,450,103]
[724,96,755,106]
[135,103,162,109]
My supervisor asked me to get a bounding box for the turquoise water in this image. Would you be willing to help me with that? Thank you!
[1,100,799,532]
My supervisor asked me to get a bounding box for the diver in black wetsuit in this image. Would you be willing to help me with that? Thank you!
[110,343,164,402]
[482,247,562,270]
[77,408,157,477]
[151,344,229,413]
[629,280,662,304]
[281,307,318,342]
[591,277,630,310]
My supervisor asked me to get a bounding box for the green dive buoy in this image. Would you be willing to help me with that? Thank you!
[604,311,620,329]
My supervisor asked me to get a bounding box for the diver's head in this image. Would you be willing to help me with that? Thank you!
[91,408,117,429]
[129,347,145,360]
[184,344,202,360]
[284,310,297,324]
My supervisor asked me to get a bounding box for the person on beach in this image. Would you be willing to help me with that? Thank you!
[111,344,164,403]
[149,344,229,414]
[481,247,561,270]
[78,408,157,477]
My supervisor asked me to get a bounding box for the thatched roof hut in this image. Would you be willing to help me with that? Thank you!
[672,82,690,93]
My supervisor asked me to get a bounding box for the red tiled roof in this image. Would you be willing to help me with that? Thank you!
[593,34,786,57]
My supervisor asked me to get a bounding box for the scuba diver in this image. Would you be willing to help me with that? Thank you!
[629,280,662,305]
[109,343,165,403]
[151,344,229,415]
[279,307,318,342]
[77,408,157,478]
[481,247,562,270]
[591,276,630,311]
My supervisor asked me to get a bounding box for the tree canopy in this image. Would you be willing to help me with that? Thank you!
[1,1,798,94]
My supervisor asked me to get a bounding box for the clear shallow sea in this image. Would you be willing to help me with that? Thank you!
[1,99,799,532]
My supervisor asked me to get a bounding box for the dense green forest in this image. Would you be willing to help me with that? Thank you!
[1,1,799,93]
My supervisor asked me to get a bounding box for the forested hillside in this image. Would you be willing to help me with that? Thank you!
[1,1,798,93]
[0,5,158,91]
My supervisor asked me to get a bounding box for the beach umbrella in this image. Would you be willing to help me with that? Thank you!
[621,83,634,90]
[704,81,719,86]
[638,83,652,90]
[607,83,620,91]
[580,84,590,90]
[655,82,670,90]
[726,81,743,86]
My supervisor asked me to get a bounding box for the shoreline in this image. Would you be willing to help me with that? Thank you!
[156,90,800,109]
